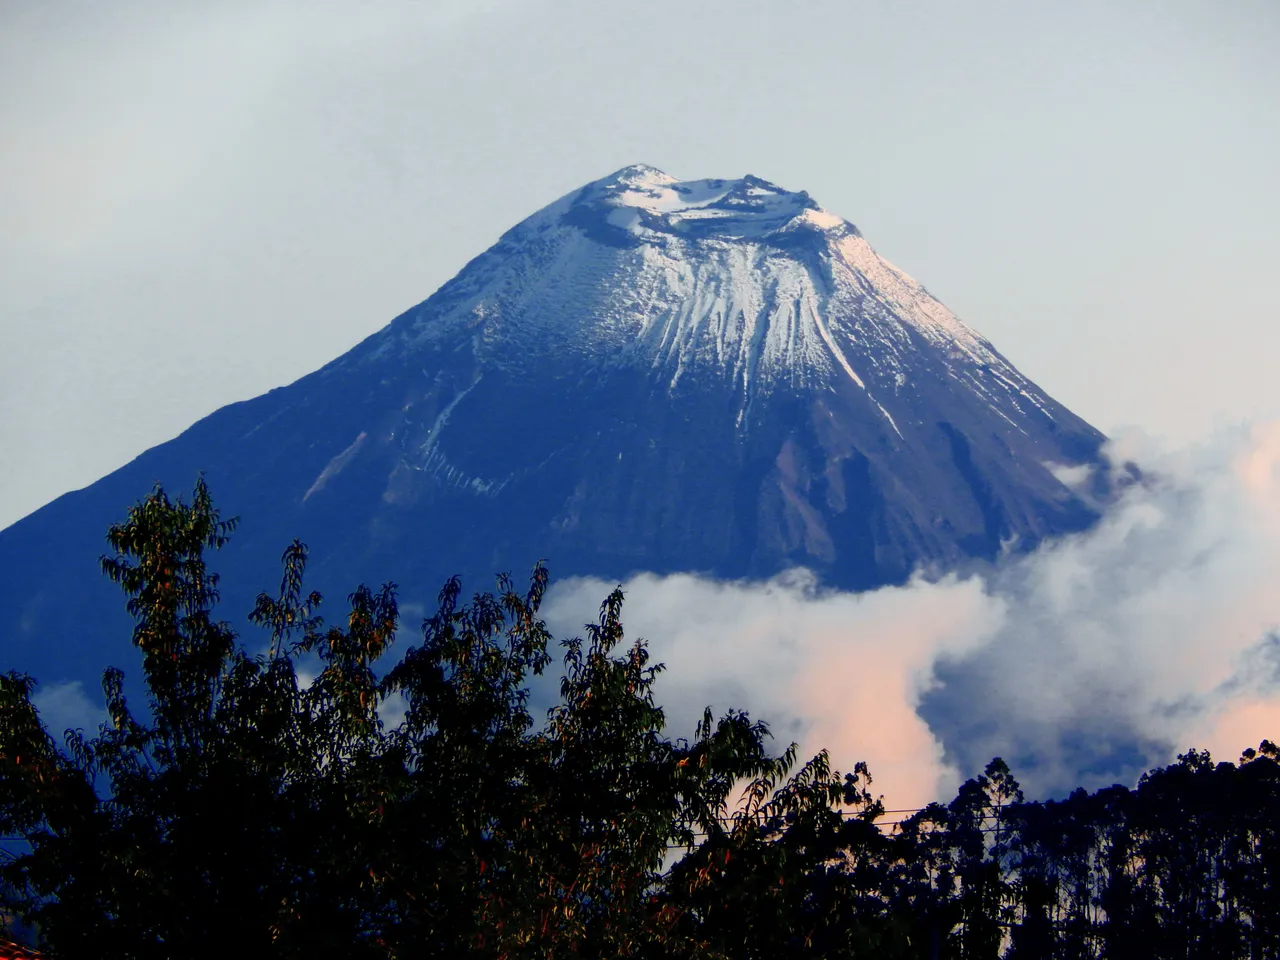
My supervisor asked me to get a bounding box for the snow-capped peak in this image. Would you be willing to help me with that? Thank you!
[547,165,854,242]
[593,165,844,241]
[379,164,1055,443]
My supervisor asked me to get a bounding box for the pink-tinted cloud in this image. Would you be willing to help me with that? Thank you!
[547,421,1280,804]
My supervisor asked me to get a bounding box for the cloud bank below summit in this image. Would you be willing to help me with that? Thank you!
[544,422,1280,807]
[30,423,1280,810]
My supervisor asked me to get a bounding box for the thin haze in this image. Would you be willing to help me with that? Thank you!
[2,0,1278,529]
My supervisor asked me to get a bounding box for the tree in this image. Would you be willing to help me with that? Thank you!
[4,480,1279,958]
[0,482,805,958]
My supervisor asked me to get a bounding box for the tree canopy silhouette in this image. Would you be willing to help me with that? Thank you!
[1,481,1278,959]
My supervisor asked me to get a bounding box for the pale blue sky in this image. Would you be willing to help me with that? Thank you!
[2,0,1278,529]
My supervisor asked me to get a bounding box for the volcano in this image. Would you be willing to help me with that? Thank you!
[0,165,1104,691]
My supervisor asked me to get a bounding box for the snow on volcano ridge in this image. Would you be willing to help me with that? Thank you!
[371,166,1054,439]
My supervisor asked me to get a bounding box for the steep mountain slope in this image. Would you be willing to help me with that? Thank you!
[0,165,1104,691]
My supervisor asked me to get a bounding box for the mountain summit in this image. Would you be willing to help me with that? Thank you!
[379,164,1023,413]
[1,165,1104,688]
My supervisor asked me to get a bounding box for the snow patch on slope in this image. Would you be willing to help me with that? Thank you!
[304,431,367,501]
[375,165,1062,440]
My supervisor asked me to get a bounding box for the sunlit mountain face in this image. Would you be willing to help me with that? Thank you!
[0,165,1105,691]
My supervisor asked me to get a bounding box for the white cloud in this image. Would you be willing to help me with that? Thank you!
[26,423,1280,807]
[545,422,1280,806]
[32,680,104,739]
[544,568,998,808]
[928,421,1280,794]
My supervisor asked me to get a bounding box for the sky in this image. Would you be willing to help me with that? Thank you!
[6,0,1280,803]
[2,0,1278,532]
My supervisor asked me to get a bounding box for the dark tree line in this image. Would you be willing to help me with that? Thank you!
[1,482,1278,958]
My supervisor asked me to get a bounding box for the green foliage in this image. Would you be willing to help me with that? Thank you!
[1,480,1279,959]
[0,482,825,958]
